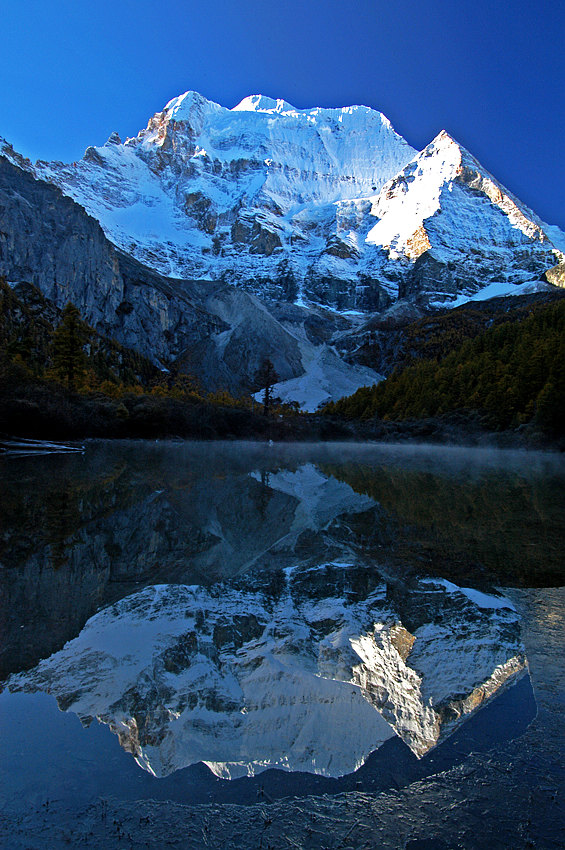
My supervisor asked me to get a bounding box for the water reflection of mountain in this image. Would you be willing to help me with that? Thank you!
[2,442,563,684]
[0,446,373,679]
[7,565,525,779]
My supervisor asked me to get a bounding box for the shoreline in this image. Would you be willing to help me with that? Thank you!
[1,389,561,452]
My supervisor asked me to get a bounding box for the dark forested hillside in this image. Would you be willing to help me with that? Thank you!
[320,461,565,586]
[325,299,565,438]
[0,279,327,440]
[344,289,565,376]
[0,278,159,389]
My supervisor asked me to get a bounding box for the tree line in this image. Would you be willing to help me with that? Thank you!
[323,300,565,437]
[0,279,306,438]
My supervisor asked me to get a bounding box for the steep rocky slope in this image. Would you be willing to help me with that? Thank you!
[0,149,378,400]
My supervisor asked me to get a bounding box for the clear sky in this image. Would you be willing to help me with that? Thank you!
[1,0,563,228]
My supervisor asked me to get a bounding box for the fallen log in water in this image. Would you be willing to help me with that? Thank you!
[0,437,85,455]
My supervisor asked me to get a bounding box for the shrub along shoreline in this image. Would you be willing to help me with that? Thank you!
[0,375,559,449]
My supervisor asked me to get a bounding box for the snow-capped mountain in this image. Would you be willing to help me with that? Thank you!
[34,93,415,297]
[32,91,563,310]
[1,92,564,408]
[6,566,526,779]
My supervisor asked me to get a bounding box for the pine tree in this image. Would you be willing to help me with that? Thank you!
[255,358,279,416]
[51,303,90,391]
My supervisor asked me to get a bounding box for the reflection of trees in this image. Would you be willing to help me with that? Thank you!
[44,483,81,569]
[258,470,272,518]
[321,463,565,587]
[0,458,132,570]
[248,470,273,519]
[0,454,173,680]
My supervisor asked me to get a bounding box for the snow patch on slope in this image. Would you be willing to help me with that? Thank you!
[542,222,565,254]
[250,464,375,538]
[429,279,557,309]
[366,132,462,258]
[261,344,381,411]
[422,578,517,611]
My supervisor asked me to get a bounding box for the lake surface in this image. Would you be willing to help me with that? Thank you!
[1,440,563,813]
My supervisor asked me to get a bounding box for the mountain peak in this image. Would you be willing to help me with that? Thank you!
[104,131,122,146]
[432,129,458,146]
[425,130,490,175]
[232,94,298,115]
[163,90,221,122]
[424,129,467,162]
[0,137,34,172]
[231,95,394,127]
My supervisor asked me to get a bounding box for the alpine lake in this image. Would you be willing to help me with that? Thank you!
[1,440,564,848]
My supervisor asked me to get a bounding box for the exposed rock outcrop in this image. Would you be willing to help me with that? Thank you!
[0,152,379,400]
[544,263,565,288]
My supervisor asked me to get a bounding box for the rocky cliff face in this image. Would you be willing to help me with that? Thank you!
[0,149,214,365]
[6,568,526,779]
[0,148,379,400]
[29,91,564,311]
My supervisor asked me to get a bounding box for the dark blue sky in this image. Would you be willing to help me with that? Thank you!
[1,0,563,227]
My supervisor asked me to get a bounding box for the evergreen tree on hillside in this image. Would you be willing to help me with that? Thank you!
[255,358,279,416]
[51,303,90,391]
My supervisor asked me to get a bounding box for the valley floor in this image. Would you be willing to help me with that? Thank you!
[1,587,563,850]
